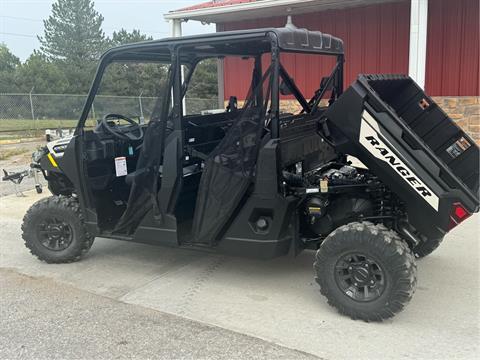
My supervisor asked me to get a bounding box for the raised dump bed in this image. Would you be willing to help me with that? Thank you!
[324,74,479,239]
[365,75,479,193]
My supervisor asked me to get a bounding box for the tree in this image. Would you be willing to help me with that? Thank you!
[0,43,20,72]
[0,44,21,92]
[110,29,153,47]
[38,0,107,62]
[16,51,69,94]
[37,0,108,93]
[98,61,167,97]
[97,29,164,97]
[187,59,218,99]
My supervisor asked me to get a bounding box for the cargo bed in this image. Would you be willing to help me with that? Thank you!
[323,74,479,238]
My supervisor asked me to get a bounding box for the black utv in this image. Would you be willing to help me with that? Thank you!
[22,24,479,321]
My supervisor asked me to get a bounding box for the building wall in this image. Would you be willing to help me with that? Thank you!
[425,0,479,97]
[432,97,480,143]
[424,0,479,141]
[219,0,411,99]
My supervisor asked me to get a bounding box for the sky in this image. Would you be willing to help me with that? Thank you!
[0,0,215,61]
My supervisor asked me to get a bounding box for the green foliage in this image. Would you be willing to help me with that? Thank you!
[0,44,21,93]
[99,30,163,97]
[15,51,69,93]
[110,29,153,47]
[0,44,20,72]
[99,62,167,97]
[33,0,106,93]
[38,0,107,62]
[187,59,218,99]
[58,61,97,94]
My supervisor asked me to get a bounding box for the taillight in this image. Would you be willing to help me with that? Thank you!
[448,202,472,230]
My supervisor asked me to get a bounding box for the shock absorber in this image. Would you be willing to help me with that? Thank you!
[370,184,394,220]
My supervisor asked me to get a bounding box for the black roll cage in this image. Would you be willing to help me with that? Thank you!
[75,27,345,140]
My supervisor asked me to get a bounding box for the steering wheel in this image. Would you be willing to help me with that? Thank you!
[101,113,144,141]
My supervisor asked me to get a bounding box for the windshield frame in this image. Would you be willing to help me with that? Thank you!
[76,53,174,132]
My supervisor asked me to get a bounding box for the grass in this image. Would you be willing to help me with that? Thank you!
[0,119,79,132]
[0,148,30,161]
[0,118,98,144]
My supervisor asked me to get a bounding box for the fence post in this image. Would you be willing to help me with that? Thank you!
[29,87,36,135]
[138,91,144,123]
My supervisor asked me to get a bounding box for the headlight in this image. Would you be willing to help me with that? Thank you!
[53,144,68,153]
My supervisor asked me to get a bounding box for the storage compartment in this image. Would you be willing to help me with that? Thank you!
[364,75,479,195]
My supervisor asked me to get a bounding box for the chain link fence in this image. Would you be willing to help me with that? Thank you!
[0,93,219,139]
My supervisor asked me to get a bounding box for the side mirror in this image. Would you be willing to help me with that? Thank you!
[280,80,293,95]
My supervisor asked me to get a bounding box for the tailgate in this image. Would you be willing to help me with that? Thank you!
[323,74,479,237]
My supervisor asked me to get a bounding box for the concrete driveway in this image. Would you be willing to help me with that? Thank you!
[1,190,479,359]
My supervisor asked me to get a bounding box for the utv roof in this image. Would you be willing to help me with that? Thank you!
[101,26,344,63]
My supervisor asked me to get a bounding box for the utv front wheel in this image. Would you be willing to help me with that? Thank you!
[314,222,416,321]
[22,196,94,263]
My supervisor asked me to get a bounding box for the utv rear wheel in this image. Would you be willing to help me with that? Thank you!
[413,237,443,258]
[314,222,417,321]
[22,196,94,263]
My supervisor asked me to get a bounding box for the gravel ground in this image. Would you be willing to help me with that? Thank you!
[0,269,317,360]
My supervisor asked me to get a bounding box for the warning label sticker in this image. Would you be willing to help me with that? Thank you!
[114,157,128,177]
[446,136,471,159]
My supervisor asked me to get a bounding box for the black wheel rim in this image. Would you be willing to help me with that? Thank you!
[334,253,386,302]
[37,216,73,251]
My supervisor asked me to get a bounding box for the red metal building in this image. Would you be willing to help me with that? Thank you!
[218,2,411,101]
[165,0,480,139]
[426,0,479,96]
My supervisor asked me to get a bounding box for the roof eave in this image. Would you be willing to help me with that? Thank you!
[164,0,393,23]
[164,0,318,21]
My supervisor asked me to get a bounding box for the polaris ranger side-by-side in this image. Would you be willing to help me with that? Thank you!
[21,25,479,321]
